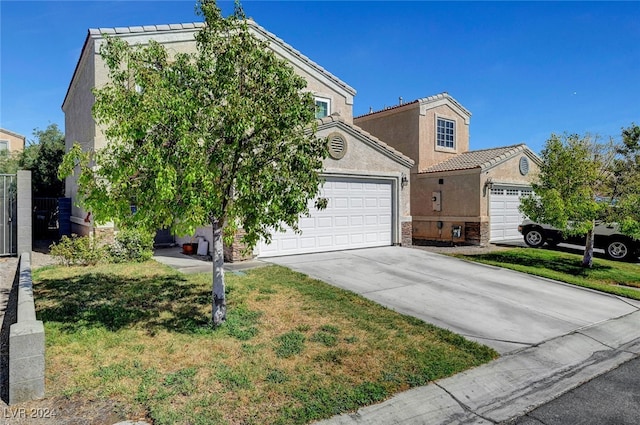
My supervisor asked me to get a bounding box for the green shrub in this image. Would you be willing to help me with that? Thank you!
[50,234,107,266]
[109,228,154,263]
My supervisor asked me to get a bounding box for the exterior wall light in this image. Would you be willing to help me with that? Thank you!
[401,173,409,188]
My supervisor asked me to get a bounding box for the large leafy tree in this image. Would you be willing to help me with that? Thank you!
[608,124,640,238]
[60,0,326,325]
[0,124,65,198]
[520,133,612,268]
[22,124,66,197]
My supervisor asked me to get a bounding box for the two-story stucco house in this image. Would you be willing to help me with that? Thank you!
[0,128,26,154]
[354,93,541,246]
[62,20,414,260]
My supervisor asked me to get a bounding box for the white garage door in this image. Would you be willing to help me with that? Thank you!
[259,177,392,257]
[490,186,532,242]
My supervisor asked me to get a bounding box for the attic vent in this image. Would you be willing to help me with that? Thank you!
[519,156,530,176]
[327,132,347,160]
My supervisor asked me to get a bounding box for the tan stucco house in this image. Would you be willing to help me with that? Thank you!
[62,20,413,259]
[354,93,540,246]
[0,128,26,154]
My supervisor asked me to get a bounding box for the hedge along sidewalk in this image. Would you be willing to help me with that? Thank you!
[33,261,497,425]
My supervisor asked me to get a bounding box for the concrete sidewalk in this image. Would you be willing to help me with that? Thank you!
[153,247,267,274]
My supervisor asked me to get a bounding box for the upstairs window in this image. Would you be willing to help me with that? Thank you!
[315,97,331,119]
[0,140,8,151]
[436,118,455,149]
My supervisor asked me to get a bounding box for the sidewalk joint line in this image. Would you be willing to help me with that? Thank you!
[434,382,498,424]
[575,330,616,350]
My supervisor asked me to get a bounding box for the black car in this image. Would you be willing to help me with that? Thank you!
[517,220,640,261]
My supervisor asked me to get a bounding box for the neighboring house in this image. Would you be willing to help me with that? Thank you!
[62,21,414,260]
[354,93,540,245]
[0,128,26,154]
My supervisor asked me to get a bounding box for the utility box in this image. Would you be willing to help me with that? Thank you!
[432,191,442,212]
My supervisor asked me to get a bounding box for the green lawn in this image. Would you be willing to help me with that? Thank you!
[33,261,496,425]
[455,248,640,300]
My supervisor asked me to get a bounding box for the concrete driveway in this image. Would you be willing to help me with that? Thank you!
[267,246,640,354]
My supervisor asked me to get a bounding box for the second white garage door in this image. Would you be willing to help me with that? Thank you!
[259,177,392,257]
[490,186,532,242]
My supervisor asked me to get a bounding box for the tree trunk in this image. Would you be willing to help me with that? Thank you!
[582,226,595,268]
[212,218,226,326]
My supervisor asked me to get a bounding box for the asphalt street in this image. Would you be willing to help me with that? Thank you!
[507,356,640,425]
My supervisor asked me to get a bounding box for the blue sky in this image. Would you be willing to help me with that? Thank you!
[1,1,638,154]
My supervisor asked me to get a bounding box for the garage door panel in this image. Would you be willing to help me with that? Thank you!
[490,186,529,242]
[300,237,317,249]
[299,217,315,228]
[334,197,349,208]
[259,178,393,257]
[317,217,333,228]
[349,198,363,208]
[281,238,300,250]
[365,215,379,225]
[351,216,364,226]
[334,216,349,227]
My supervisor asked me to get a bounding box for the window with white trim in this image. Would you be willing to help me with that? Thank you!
[436,118,455,149]
[314,97,331,119]
[0,140,8,151]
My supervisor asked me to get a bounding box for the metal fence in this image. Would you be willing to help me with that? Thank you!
[32,197,59,240]
[0,174,17,256]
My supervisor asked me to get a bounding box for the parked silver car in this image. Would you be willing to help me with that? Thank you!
[517,219,640,261]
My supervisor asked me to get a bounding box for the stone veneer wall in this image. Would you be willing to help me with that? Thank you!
[464,222,481,245]
[401,221,412,247]
[463,221,491,246]
[223,230,254,263]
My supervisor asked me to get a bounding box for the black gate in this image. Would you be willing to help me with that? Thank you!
[0,174,17,256]
[33,197,59,240]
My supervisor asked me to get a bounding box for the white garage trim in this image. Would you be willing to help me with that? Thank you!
[258,176,396,257]
[489,185,532,242]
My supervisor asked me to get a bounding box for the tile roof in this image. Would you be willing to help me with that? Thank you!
[317,114,414,167]
[354,92,470,119]
[0,128,26,139]
[88,22,205,36]
[84,20,355,97]
[420,144,532,173]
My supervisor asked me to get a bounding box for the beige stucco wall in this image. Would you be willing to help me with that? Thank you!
[419,104,470,170]
[177,123,414,253]
[318,124,411,228]
[411,169,482,244]
[0,129,25,153]
[64,24,357,235]
[354,99,471,172]
[353,106,420,169]
[478,153,540,217]
[411,151,540,245]
[295,66,353,122]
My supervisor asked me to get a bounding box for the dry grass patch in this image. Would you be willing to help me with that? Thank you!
[33,261,496,424]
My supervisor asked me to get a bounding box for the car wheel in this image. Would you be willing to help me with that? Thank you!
[605,239,632,261]
[524,228,545,248]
